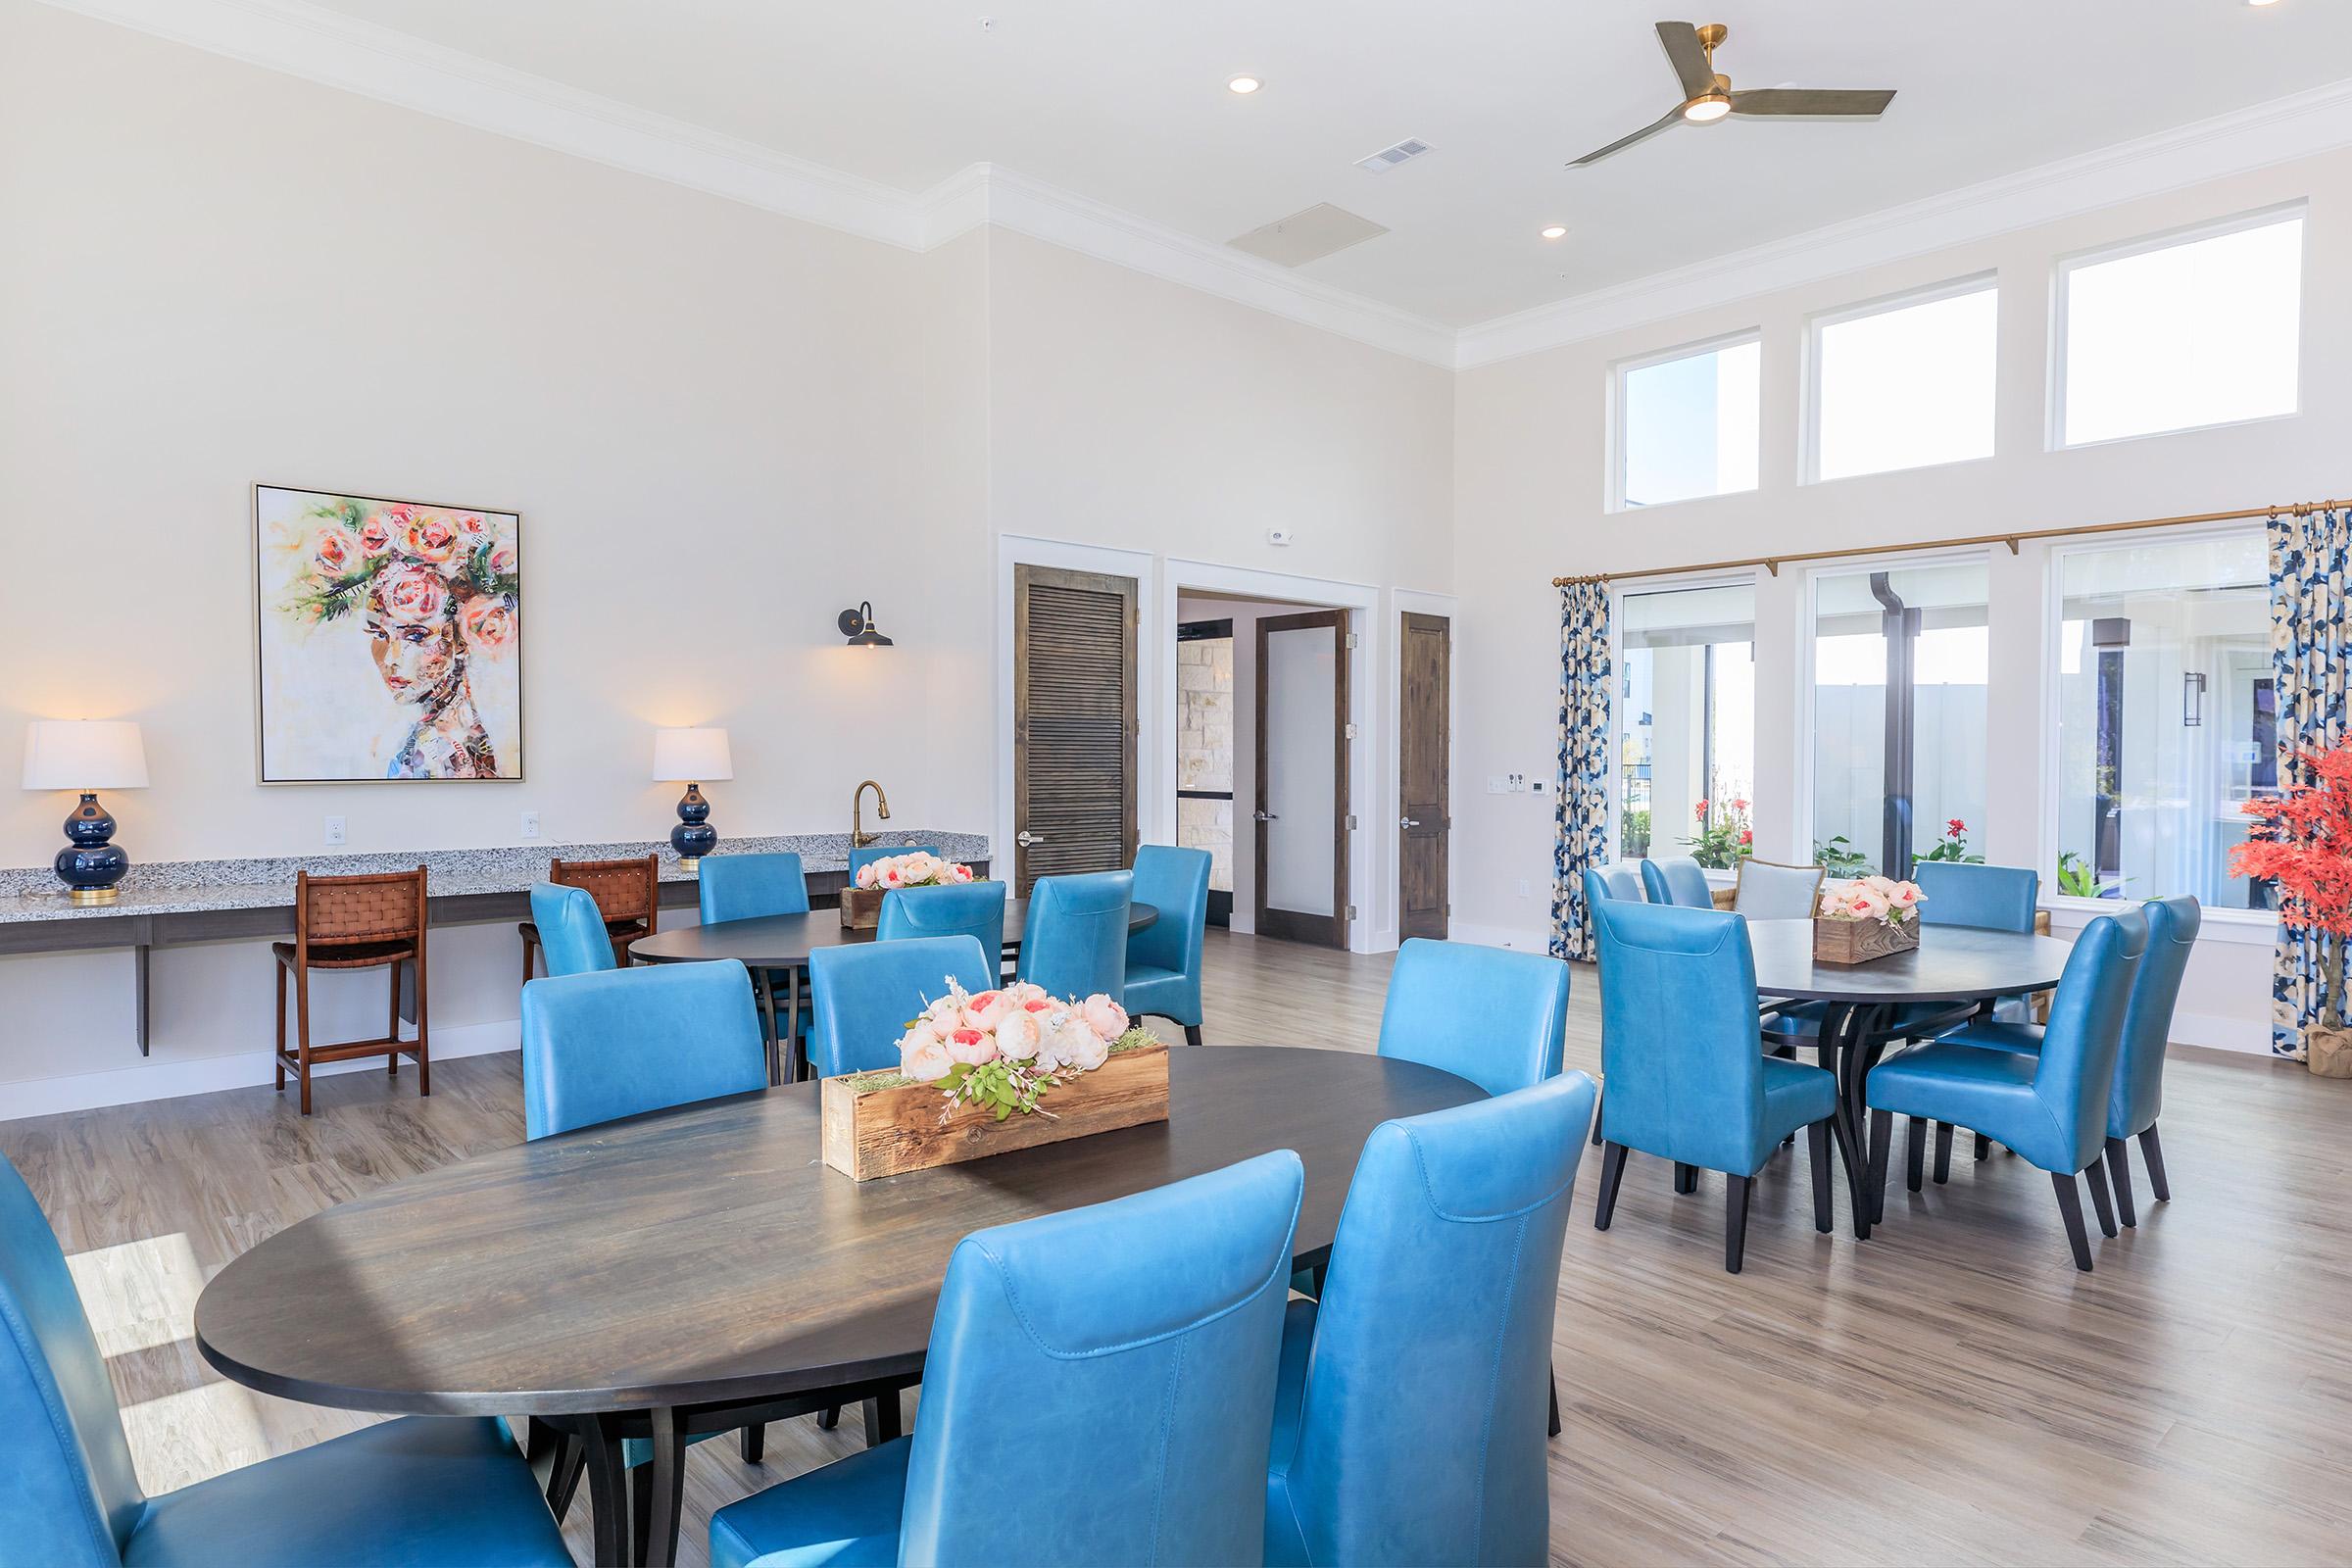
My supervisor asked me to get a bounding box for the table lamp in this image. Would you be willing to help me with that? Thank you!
[653,726,732,873]
[23,720,149,906]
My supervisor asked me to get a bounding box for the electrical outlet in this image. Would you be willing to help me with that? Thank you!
[323,815,346,847]
[1516,877,1532,899]
[1487,775,1510,795]
[520,810,541,839]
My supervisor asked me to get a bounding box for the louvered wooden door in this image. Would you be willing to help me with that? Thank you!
[1398,612,1450,940]
[1013,564,1139,895]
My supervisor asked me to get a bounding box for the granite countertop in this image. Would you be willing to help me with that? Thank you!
[0,830,991,924]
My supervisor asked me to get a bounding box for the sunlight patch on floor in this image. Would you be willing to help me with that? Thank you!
[67,1232,205,1357]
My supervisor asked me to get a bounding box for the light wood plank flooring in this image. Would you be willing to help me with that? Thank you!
[5,928,2350,1565]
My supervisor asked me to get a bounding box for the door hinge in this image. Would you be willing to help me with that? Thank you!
[1344,722,1359,740]
[1345,631,1359,650]
[1348,904,1358,920]
[1346,812,1358,830]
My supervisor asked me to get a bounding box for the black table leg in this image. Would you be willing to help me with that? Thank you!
[755,968,782,1086]
[642,1406,687,1568]
[785,965,806,1084]
[1812,1003,1875,1240]
[566,1413,630,1568]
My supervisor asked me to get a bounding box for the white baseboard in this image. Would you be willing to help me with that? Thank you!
[2169,1009,2269,1055]
[0,1017,520,1122]
[1441,920,1552,954]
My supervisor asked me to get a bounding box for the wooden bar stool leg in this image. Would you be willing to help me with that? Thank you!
[413,941,431,1098]
[294,963,314,1116]
[386,957,402,1076]
[273,958,287,1093]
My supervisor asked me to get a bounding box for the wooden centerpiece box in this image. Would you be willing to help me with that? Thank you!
[1813,914,1919,965]
[822,1042,1170,1181]
[838,886,885,931]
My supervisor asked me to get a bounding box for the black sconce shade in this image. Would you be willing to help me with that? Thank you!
[838,601,894,648]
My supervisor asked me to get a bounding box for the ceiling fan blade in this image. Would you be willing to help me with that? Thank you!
[1729,87,1895,119]
[1655,22,1717,101]
[1569,108,1685,168]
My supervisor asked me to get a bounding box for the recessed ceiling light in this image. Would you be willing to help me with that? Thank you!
[2245,0,2280,7]
[1227,74,1262,94]
[1540,224,1568,240]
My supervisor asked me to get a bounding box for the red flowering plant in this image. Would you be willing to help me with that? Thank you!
[2230,741,2352,1030]
[1916,817,1985,865]
[1681,795,1755,871]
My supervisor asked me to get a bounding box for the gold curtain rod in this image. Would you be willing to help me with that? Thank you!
[1549,498,2350,587]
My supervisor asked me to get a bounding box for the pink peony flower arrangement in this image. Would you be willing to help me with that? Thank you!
[1818,875,1926,926]
[893,976,1153,1121]
[854,851,976,892]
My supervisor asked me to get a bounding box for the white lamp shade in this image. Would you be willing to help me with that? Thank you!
[652,727,733,783]
[23,720,148,792]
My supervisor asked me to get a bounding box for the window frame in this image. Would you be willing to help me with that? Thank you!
[2048,202,2307,453]
[1606,568,1761,877]
[1606,327,1764,514]
[2036,523,2278,933]
[1801,271,2000,486]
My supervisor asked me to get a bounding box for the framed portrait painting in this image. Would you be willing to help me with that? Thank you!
[254,485,523,782]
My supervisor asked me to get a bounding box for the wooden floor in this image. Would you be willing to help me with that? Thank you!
[6,927,2351,1566]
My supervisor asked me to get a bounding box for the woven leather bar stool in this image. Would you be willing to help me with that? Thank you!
[517,854,660,983]
[272,866,430,1115]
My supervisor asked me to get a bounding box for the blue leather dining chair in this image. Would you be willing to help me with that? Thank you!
[1865,906,2146,1271]
[1592,902,1839,1272]
[1902,861,2045,1170]
[698,852,809,924]
[1378,938,1569,1098]
[1125,844,1211,1046]
[0,1152,571,1568]
[709,1151,1305,1568]
[1585,862,1646,907]
[848,844,940,876]
[1264,1072,1595,1567]
[808,935,997,1079]
[875,881,1007,969]
[528,881,617,978]
[1015,869,1132,1001]
[1639,855,1714,908]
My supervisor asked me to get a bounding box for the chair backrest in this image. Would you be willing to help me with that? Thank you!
[0,1152,141,1567]
[1276,1073,1596,1567]
[530,882,617,978]
[808,936,997,1079]
[549,854,659,931]
[1639,856,1713,908]
[2112,897,2197,1140]
[1015,870,1132,1000]
[1377,939,1569,1097]
[1733,859,1825,920]
[898,1152,1303,1567]
[1126,844,1210,979]
[1914,861,2038,932]
[1592,901,1768,1173]
[848,844,941,876]
[875,881,1007,961]
[2029,907,2148,1173]
[696,852,808,924]
[1585,863,1646,906]
[294,865,426,955]
[519,961,766,1140]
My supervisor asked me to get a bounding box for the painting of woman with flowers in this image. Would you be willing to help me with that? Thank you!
[255,485,522,781]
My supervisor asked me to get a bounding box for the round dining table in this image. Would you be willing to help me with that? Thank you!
[628,899,1158,1086]
[193,1045,1475,1568]
[1744,918,2073,1239]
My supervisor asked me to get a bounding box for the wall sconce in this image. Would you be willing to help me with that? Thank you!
[2182,671,2207,727]
[837,601,894,648]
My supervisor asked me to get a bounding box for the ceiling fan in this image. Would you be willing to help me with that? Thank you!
[1570,22,1894,167]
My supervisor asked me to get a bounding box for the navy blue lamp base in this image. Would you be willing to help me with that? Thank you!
[56,791,130,906]
[670,783,717,872]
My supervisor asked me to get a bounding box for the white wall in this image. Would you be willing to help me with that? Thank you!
[1449,149,2352,1050]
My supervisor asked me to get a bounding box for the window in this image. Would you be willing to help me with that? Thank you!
[2053,531,2270,909]
[1614,334,1760,510]
[1616,582,1755,865]
[1809,278,1997,481]
[2057,208,2303,447]
[1811,560,1988,878]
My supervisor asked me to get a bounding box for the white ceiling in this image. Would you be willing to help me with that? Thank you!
[220,1,2352,326]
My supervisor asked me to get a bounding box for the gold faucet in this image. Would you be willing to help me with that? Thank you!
[852,780,891,849]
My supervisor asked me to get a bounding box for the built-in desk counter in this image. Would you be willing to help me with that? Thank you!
[0,831,989,1054]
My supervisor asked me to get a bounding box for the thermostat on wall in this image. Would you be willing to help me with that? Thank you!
[1266,527,1294,547]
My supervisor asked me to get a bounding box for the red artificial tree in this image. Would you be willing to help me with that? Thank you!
[2230,738,2352,1064]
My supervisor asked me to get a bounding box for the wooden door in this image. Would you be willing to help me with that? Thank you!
[1254,609,1350,948]
[1399,612,1450,940]
[1013,564,1138,895]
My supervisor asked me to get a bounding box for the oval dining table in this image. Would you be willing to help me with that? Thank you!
[1744,918,2073,1240]
[628,899,1158,1086]
[193,1044,1474,1567]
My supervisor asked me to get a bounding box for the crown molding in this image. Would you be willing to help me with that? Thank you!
[36,0,2352,376]
[1455,76,2352,369]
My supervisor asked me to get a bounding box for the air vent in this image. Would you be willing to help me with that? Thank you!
[1227,204,1391,269]
[1355,137,1431,172]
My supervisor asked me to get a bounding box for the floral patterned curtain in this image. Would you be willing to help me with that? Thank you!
[2268,506,2349,1058]
[1552,580,1613,960]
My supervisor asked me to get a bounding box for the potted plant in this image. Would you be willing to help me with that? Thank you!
[2229,740,2352,1077]
[1813,875,1927,965]
[1681,796,1755,870]
[1916,817,1985,865]
[841,850,975,930]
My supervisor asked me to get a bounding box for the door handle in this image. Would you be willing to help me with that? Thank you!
[1400,816,1421,828]
[1253,810,1278,822]
[1015,830,1047,847]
